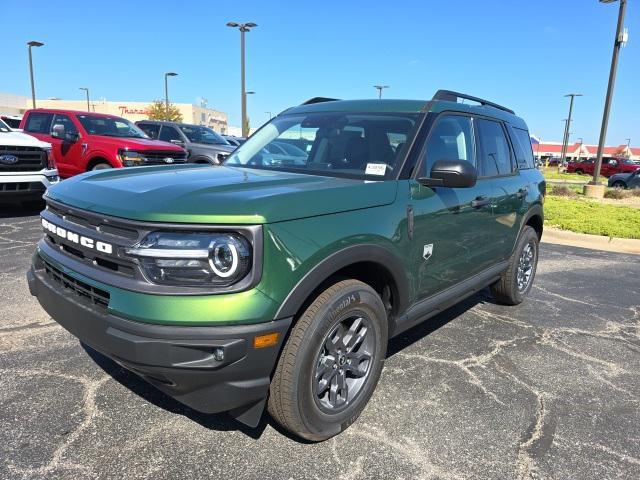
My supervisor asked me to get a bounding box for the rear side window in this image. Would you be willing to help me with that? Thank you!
[510,127,535,169]
[139,123,160,139]
[159,126,182,143]
[476,119,513,177]
[52,114,79,135]
[24,112,54,134]
[421,115,475,176]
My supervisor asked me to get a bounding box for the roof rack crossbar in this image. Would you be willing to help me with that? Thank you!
[300,97,340,105]
[432,90,515,115]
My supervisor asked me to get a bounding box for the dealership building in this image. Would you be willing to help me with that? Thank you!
[0,93,229,133]
[532,139,640,162]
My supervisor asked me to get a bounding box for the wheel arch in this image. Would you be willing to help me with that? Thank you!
[86,156,114,171]
[523,205,544,240]
[274,244,410,324]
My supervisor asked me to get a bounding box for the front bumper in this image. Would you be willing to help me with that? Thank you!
[0,169,59,197]
[27,255,291,425]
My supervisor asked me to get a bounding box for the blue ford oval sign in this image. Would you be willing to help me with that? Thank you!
[0,154,19,165]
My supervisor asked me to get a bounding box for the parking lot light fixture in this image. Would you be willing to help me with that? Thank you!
[79,87,90,112]
[164,72,178,119]
[374,85,389,99]
[27,41,44,109]
[593,0,628,186]
[559,93,582,172]
[227,22,258,137]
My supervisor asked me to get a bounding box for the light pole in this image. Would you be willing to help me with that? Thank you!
[625,138,631,157]
[164,72,178,119]
[265,111,272,120]
[27,41,44,108]
[592,0,628,188]
[374,85,389,99]
[79,87,90,112]
[227,22,257,137]
[559,93,582,171]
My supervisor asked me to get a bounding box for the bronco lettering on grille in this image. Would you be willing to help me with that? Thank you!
[42,218,113,254]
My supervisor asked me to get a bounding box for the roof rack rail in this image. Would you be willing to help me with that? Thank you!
[432,90,515,115]
[300,97,340,105]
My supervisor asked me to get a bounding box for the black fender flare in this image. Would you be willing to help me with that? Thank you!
[521,203,544,235]
[190,155,217,164]
[274,244,410,320]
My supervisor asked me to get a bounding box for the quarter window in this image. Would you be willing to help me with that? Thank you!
[422,115,474,176]
[476,119,513,177]
[24,112,54,134]
[510,127,535,169]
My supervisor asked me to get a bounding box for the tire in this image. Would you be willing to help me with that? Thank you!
[490,226,539,305]
[575,169,584,175]
[268,279,388,441]
[612,180,626,189]
[90,162,112,171]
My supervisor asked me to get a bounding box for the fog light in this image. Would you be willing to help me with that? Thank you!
[213,347,224,361]
[254,332,279,349]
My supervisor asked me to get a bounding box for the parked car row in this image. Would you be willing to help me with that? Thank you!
[565,157,639,177]
[0,108,240,204]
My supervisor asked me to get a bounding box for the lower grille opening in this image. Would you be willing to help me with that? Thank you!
[41,257,110,308]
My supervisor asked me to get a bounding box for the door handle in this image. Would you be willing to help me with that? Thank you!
[470,196,491,208]
[517,187,528,199]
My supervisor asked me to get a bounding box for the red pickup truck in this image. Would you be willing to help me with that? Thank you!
[566,157,635,177]
[20,109,187,178]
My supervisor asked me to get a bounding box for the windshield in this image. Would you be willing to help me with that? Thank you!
[225,112,418,179]
[0,119,10,132]
[77,115,148,138]
[178,125,228,145]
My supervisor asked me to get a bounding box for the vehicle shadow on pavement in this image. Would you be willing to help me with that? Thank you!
[81,291,494,442]
[82,344,271,440]
[0,200,45,218]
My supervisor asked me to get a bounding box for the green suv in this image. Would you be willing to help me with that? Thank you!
[28,90,545,441]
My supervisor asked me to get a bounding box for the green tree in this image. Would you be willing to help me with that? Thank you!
[146,100,183,122]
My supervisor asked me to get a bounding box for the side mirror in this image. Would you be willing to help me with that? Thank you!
[51,124,65,139]
[418,159,477,189]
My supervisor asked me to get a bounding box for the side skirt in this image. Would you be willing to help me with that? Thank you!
[390,261,508,337]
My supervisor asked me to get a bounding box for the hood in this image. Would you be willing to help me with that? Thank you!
[0,130,50,148]
[91,135,184,151]
[191,142,235,154]
[45,165,398,224]
[609,171,634,181]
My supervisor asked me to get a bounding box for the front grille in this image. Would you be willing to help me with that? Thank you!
[142,150,188,164]
[42,256,110,308]
[0,145,47,172]
[0,182,46,193]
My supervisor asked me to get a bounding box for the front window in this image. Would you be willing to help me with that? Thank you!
[77,115,148,138]
[178,125,228,145]
[225,112,418,179]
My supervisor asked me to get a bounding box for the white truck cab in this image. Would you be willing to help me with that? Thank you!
[0,118,59,201]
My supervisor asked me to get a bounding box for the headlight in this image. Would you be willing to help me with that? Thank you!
[126,232,252,287]
[44,147,56,169]
[119,149,146,167]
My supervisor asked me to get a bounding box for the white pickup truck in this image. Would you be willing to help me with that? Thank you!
[0,117,59,202]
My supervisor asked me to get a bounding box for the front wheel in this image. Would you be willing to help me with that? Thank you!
[612,180,626,189]
[490,226,539,305]
[90,162,112,171]
[268,279,388,441]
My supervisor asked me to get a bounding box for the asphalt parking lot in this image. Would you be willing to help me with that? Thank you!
[1,202,639,480]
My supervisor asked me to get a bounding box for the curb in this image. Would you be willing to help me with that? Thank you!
[541,227,640,255]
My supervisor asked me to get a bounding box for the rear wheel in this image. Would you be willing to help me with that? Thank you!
[491,226,539,305]
[612,180,626,189]
[268,279,387,441]
[575,169,584,175]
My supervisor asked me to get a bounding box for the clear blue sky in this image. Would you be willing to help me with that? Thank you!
[1,0,637,145]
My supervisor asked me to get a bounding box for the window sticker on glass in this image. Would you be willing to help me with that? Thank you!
[365,163,387,176]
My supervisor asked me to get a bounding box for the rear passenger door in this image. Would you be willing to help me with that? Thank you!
[475,118,525,264]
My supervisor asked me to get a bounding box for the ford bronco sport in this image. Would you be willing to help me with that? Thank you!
[28,90,545,441]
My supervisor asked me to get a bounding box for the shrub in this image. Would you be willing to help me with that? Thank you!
[551,185,577,197]
[604,188,630,200]
[631,188,640,197]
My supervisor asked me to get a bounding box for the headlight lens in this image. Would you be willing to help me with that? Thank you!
[119,150,146,167]
[126,232,252,286]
